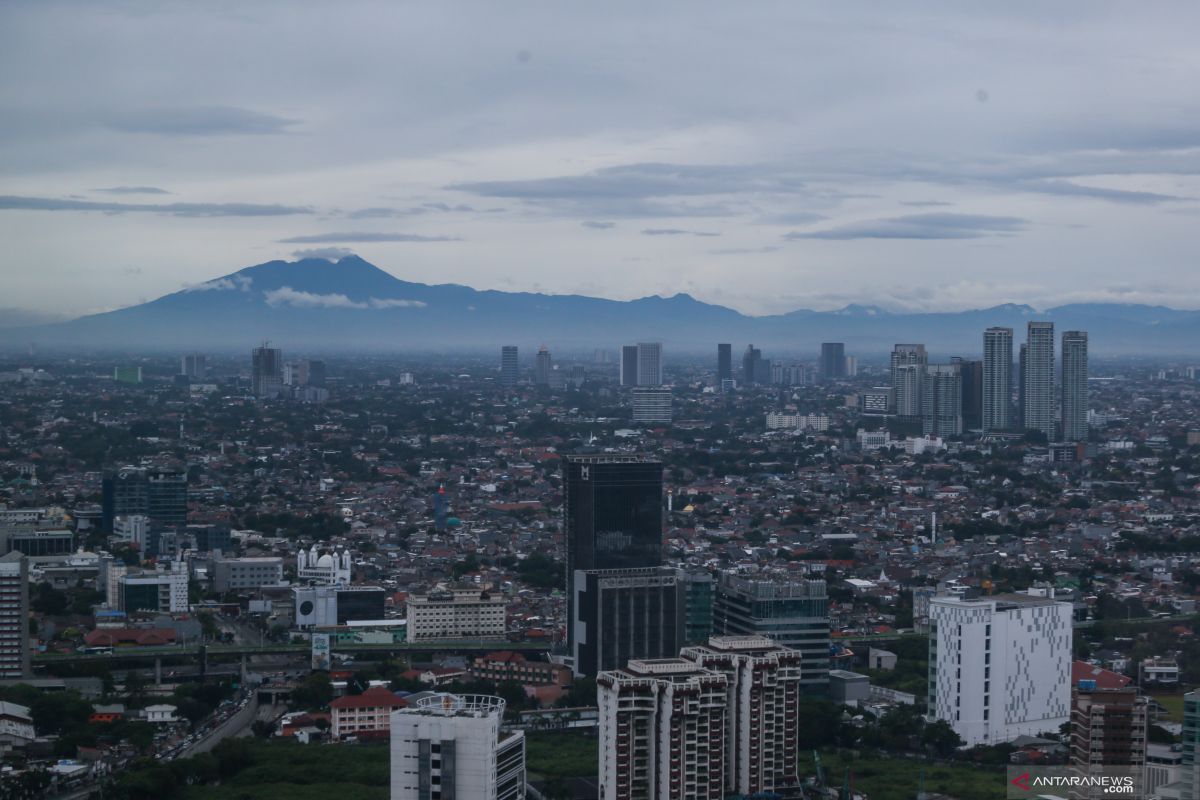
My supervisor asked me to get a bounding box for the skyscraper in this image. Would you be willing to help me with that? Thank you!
[713,572,829,693]
[983,327,1013,431]
[181,353,208,379]
[620,345,639,387]
[597,658,728,800]
[1062,330,1089,442]
[717,343,732,388]
[953,358,984,430]
[923,363,963,437]
[500,345,518,387]
[1023,321,1055,437]
[636,342,663,386]
[891,344,927,418]
[572,566,683,677]
[534,345,552,385]
[1070,685,1147,778]
[0,552,30,678]
[680,636,804,797]
[101,466,188,534]
[927,594,1072,746]
[251,342,283,398]
[389,694,525,800]
[742,345,762,386]
[820,342,846,380]
[564,455,663,649]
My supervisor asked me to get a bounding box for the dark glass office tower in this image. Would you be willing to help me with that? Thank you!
[564,454,663,647]
[953,357,984,430]
[572,566,682,676]
[620,345,639,386]
[820,342,846,380]
[742,345,762,386]
[101,467,187,533]
[717,343,732,386]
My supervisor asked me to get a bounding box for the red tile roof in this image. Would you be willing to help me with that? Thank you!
[1072,660,1132,690]
[330,686,408,710]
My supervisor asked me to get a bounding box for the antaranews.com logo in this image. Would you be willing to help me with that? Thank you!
[1007,767,1143,798]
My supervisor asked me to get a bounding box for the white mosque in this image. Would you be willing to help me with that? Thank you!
[296,545,352,585]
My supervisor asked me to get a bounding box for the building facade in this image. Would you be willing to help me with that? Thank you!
[119,565,188,613]
[820,342,846,380]
[983,327,1014,432]
[390,694,525,800]
[927,594,1072,746]
[1070,685,1147,771]
[101,466,187,534]
[0,553,29,678]
[331,686,409,740]
[597,658,728,800]
[572,567,683,677]
[713,572,829,693]
[717,343,732,388]
[1023,321,1056,437]
[679,635,804,797]
[500,346,518,387]
[891,344,928,418]
[620,345,639,387]
[251,343,283,398]
[636,342,663,387]
[923,363,964,437]
[407,590,506,642]
[631,388,672,425]
[1061,330,1089,442]
[210,556,284,593]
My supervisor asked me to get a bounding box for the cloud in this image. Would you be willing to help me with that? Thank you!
[276,231,461,243]
[93,186,171,195]
[709,246,779,255]
[185,275,253,292]
[582,220,615,229]
[787,213,1027,240]
[347,203,477,219]
[106,106,300,136]
[368,297,427,308]
[264,287,366,309]
[900,200,952,207]
[0,308,71,328]
[758,211,827,226]
[263,286,427,310]
[292,247,356,261]
[0,195,310,216]
[1017,180,1186,204]
[641,228,720,237]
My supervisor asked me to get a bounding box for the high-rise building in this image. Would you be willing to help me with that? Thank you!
[927,593,1072,745]
[1062,330,1089,442]
[306,359,327,388]
[101,466,187,534]
[534,346,552,385]
[572,566,683,677]
[1023,322,1055,437]
[820,342,846,380]
[389,693,525,800]
[953,358,984,430]
[742,345,762,386]
[717,343,732,388]
[631,387,672,425]
[564,455,663,650]
[251,343,283,398]
[407,589,507,643]
[1070,685,1147,775]
[1017,342,1028,429]
[713,572,829,692]
[181,353,208,379]
[923,364,963,437]
[0,552,30,678]
[500,345,518,387]
[597,658,728,800]
[983,327,1013,431]
[679,636,804,797]
[679,569,714,646]
[636,342,663,386]
[844,355,858,377]
[1183,692,1200,800]
[620,345,639,387]
[891,344,927,418]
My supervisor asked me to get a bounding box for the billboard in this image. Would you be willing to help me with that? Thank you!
[311,632,331,671]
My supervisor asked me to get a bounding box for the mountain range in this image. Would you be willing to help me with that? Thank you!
[4,256,1199,355]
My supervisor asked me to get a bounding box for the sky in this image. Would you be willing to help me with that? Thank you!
[2,1,1200,321]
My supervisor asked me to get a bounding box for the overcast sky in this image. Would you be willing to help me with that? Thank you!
[3,1,1199,320]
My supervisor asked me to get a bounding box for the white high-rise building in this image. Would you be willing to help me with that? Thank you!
[637,342,663,386]
[891,344,927,418]
[1061,330,1089,442]
[928,594,1072,746]
[923,364,963,437]
[1023,322,1055,437]
[983,327,1013,431]
[631,387,672,424]
[390,694,525,800]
